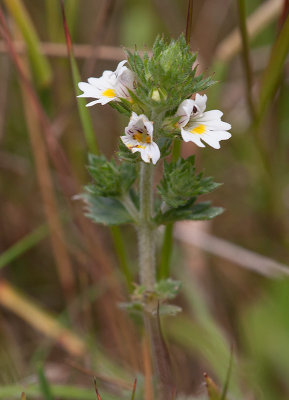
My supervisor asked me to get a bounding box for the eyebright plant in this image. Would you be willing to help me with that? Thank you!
[78,35,231,397]
[78,33,231,298]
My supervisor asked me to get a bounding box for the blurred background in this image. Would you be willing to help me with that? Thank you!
[0,0,289,399]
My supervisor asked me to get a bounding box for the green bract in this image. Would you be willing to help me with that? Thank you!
[158,155,221,208]
[86,154,137,197]
[126,35,215,116]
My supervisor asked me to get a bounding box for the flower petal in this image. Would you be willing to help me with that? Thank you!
[181,128,206,147]
[194,93,207,113]
[121,135,138,149]
[78,82,100,98]
[147,142,160,164]
[176,99,195,127]
[115,60,128,77]
[200,130,232,149]
[144,120,154,137]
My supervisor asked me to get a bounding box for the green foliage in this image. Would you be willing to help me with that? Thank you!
[120,279,182,316]
[127,35,215,116]
[258,14,289,121]
[87,154,137,197]
[155,278,181,300]
[158,156,221,208]
[37,364,54,400]
[81,194,133,226]
[155,201,224,225]
[81,155,138,226]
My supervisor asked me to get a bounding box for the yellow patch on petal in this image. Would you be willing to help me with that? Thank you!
[135,145,145,149]
[102,88,116,98]
[133,133,143,142]
[190,124,205,135]
[133,132,151,144]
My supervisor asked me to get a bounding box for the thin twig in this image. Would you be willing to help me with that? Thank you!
[0,41,126,60]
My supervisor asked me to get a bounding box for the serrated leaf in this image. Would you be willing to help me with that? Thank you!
[125,35,215,115]
[155,202,224,225]
[158,156,221,209]
[87,154,137,197]
[82,194,133,226]
[155,279,181,300]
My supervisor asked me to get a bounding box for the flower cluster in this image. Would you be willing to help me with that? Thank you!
[78,51,231,164]
[79,37,227,228]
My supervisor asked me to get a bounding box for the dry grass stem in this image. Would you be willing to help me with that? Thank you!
[175,221,289,277]
[0,41,126,60]
[15,30,76,302]
[0,279,85,356]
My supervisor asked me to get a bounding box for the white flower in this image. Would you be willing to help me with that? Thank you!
[176,94,231,149]
[121,113,160,164]
[77,60,135,106]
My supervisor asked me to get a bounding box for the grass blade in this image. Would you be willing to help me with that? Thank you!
[0,224,49,269]
[0,384,120,400]
[130,378,137,400]
[37,365,54,400]
[0,279,85,356]
[220,349,233,400]
[3,0,51,87]
[257,14,289,120]
[60,0,98,155]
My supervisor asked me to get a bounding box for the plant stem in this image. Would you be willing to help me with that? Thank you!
[159,140,181,278]
[159,223,173,279]
[138,162,173,400]
[138,162,155,289]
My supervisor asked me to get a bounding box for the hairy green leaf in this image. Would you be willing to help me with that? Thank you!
[155,279,182,300]
[155,201,224,225]
[81,195,133,226]
[87,154,137,197]
[158,156,221,208]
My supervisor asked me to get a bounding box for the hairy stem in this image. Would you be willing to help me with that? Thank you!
[138,162,174,400]
[138,162,156,289]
